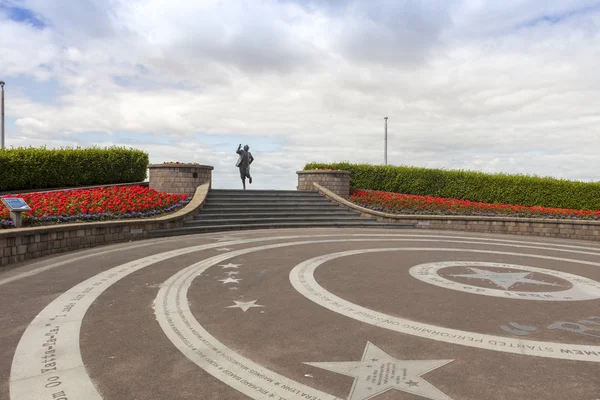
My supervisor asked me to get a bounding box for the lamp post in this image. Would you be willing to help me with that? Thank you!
[384,117,388,165]
[0,81,4,149]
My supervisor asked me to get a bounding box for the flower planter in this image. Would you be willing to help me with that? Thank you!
[148,164,214,194]
[296,170,351,196]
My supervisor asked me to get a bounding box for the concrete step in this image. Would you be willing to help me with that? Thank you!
[149,221,414,237]
[201,202,343,209]
[151,185,415,237]
[209,189,316,195]
[199,207,349,214]
[185,216,372,226]
[205,197,331,204]
[193,211,360,219]
[207,191,322,198]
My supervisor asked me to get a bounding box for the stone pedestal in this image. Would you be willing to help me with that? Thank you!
[148,164,214,194]
[297,170,351,197]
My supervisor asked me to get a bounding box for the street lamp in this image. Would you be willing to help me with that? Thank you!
[0,81,4,149]
[384,117,388,165]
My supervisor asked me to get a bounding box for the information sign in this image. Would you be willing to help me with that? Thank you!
[1,197,31,211]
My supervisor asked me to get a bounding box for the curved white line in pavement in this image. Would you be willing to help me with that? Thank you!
[409,261,600,301]
[10,234,600,399]
[290,248,600,363]
[155,250,342,400]
[0,236,188,286]
[4,232,600,287]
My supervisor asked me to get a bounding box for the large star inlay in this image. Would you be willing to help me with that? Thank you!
[450,267,559,290]
[305,342,453,400]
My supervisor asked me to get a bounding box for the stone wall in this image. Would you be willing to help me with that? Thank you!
[1,224,156,265]
[385,217,600,242]
[149,164,213,194]
[0,184,209,268]
[314,183,600,243]
[297,170,351,197]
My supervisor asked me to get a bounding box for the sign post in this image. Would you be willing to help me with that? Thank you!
[0,81,5,149]
[1,197,30,228]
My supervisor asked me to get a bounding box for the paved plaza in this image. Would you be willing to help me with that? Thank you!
[1,228,599,400]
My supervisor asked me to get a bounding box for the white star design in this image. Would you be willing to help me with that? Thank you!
[219,263,240,269]
[226,300,265,312]
[225,271,239,276]
[219,277,241,284]
[451,267,559,290]
[305,342,453,400]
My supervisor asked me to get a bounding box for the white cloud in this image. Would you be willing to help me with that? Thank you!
[2,0,600,190]
[0,16,58,79]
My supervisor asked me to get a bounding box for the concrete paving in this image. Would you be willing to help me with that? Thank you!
[1,228,600,400]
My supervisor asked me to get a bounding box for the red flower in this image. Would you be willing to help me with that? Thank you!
[346,189,600,220]
[0,186,189,228]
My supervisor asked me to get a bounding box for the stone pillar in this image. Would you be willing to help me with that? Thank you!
[297,170,351,197]
[148,164,214,194]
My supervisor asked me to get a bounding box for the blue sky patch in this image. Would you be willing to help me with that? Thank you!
[0,2,46,29]
[519,2,600,29]
[9,76,62,104]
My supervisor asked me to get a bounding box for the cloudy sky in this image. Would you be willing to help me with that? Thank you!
[1,0,600,189]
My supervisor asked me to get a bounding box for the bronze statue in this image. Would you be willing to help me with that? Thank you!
[236,144,254,190]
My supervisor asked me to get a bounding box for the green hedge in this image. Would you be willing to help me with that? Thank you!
[0,146,149,191]
[304,162,600,210]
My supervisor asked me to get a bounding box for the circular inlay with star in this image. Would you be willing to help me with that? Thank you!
[409,261,600,301]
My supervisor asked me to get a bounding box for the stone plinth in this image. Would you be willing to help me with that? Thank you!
[297,170,351,196]
[148,164,214,194]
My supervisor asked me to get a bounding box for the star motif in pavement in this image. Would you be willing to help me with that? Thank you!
[226,300,265,312]
[219,277,241,284]
[305,342,453,400]
[220,263,240,269]
[225,271,239,276]
[450,267,559,290]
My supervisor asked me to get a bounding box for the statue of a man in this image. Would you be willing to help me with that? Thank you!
[236,144,254,190]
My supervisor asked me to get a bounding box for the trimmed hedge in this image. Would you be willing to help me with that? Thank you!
[0,146,149,191]
[304,162,600,210]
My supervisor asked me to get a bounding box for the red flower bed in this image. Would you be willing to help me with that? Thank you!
[347,190,600,220]
[0,186,190,228]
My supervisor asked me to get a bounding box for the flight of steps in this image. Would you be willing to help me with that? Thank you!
[150,189,413,236]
